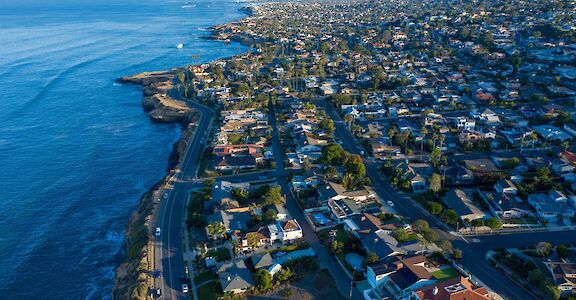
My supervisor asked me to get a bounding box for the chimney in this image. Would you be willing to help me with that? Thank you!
[227,276,231,281]
[361,216,366,221]
[432,286,439,295]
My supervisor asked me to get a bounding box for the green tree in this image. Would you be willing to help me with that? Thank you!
[556,244,569,259]
[321,143,346,165]
[319,118,335,135]
[364,251,379,265]
[540,281,560,300]
[428,173,442,195]
[528,269,545,285]
[254,269,272,290]
[345,154,366,177]
[231,188,249,202]
[411,219,430,233]
[441,209,459,225]
[428,202,443,215]
[485,217,503,229]
[263,186,283,205]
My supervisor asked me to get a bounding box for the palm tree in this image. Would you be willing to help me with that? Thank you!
[420,126,428,160]
[344,114,353,128]
[531,132,538,149]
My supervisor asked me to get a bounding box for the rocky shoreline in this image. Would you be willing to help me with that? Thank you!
[112,71,198,300]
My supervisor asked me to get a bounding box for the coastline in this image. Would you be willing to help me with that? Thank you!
[112,71,199,299]
[111,5,257,299]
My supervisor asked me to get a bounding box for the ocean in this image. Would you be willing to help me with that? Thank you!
[0,0,247,298]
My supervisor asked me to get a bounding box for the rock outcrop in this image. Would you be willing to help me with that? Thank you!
[118,71,195,124]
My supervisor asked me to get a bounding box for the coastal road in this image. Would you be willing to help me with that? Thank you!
[316,97,576,300]
[154,101,213,300]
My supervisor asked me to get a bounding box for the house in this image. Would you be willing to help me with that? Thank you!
[207,209,251,236]
[251,253,273,269]
[527,192,576,220]
[217,259,255,294]
[361,230,422,259]
[463,159,499,174]
[214,155,257,171]
[412,276,490,300]
[318,181,374,204]
[441,189,486,222]
[364,255,434,300]
[533,125,572,142]
[488,192,533,219]
[544,261,576,295]
[234,227,270,252]
[328,198,361,219]
[344,213,400,237]
[494,179,518,195]
[278,219,303,243]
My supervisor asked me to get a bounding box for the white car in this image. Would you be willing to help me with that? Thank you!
[155,227,161,237]
[182,284,189,293]
[387,200,394,207]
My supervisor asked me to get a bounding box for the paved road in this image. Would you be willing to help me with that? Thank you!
[316,98,576,300]
[153,101,213,300]
[268,107,362,299]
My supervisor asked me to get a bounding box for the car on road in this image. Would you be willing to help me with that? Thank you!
[154,270,161,278]
[387,200,394,207]
[155,227,161,237]
[258,175,267,180]
[337,139,343,145]
[181,284,188,293]
[163,193,168,199]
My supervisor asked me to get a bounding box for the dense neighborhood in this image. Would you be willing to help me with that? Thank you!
[158,0,576,299]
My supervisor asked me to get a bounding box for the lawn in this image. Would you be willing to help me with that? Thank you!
[206,247,231,262]
[197,281,221,300]
[194,271,218,285]
[431,267,459,281]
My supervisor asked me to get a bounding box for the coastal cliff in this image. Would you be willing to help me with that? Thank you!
[112,72,198,300]
[117,71,194,124]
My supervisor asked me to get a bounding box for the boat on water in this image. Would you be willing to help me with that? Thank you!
[176,43,184,49]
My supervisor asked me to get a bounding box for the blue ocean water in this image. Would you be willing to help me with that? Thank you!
[0,1,247,298]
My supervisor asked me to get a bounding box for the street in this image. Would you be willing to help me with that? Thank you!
[153,101,214,300]
[316,97,576,300]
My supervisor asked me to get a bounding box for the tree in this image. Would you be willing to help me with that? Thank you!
[274,267,293,282]
[364,251,379,265]
[411,219,430,233]
[303,157,312,173]
[231,188,249,202]
[510,54,522,74]
[428,202,443,215]
[263,186,283,205]
[536,241,553,257]
[331,240,344,254]
[345,154,366,177]
[207,221,225,236]
[428,173,442,195]
[423,229,439,242]
[528,269,545,285]
[556,244,569,259]
[453,248,463,260]
[420,126,428,160]
[430,148,442,168]
[254,269,272,290]
[342,172,355,190]
[437,240,453,252]
[321,143,346,165]
[441,209,458,225]
[540,281,560,300]
[485,217,503,229]
[319,117,335,134]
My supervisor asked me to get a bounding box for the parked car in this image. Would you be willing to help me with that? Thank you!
[387,200,394,207]
[155,227,161,237]
[154,270,161,278]
[156,288,161,297]
[181,284,188,293]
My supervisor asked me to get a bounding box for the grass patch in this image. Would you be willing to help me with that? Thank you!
[206,247,231,262]
[194,271,218,285]
[431,267,459,281]
[269,241,310,255]
[197,281,221,300]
